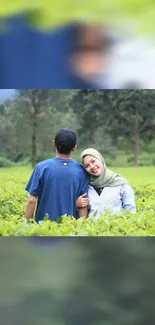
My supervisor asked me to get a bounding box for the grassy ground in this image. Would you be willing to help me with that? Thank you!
[112,166,155,186]
[1,165,155,186]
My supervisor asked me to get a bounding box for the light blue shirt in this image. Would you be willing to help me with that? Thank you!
[88,184,136,218]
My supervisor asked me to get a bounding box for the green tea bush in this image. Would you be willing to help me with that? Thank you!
[0,166,155,236]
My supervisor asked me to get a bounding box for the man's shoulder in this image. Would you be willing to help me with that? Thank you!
[36,158,87,176]
[72,160,87,171]
[36,158,55,169]
[71,159,81,166]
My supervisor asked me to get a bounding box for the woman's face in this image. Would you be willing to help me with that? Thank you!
[83,155,103,176]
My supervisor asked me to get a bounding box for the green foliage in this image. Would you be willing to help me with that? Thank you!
[0,157,15,167]
[127,152,155,166]
[0,1,155,34]
[35,152,55,164]
[0,90,78,167]
[71,89,155,166]
[1,90,155,168]
[1,166,155,236]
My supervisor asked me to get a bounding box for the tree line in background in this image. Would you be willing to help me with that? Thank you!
[0,89,155,167]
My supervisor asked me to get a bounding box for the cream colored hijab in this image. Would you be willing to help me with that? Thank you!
[80,148,128,188]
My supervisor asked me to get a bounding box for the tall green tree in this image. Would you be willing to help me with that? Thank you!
[1,89,155,167]
[112,90,155,166]
[14,89,75,166]
[72,89,155,166]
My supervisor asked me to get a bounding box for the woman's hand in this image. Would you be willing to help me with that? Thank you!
[76,193,89,208]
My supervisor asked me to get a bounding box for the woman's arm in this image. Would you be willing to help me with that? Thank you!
[121,184,136,213]
[76,194,89,218]
[76,193,89,208]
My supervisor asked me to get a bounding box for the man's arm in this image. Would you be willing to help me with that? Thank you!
[77,168,89,218]
[78,206,88,219]
[25,195,37,222]
[25,164,41,222]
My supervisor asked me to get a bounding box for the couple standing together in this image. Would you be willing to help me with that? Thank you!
[25,128,136,222]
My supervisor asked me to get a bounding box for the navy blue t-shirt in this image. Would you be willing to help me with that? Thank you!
[25,158,89,222]
[0,15,101,89]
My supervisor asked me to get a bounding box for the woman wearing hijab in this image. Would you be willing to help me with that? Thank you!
[76,148,136,218]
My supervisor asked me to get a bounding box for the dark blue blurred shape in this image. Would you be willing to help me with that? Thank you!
[28,236,75,246]
[0,15,100,89]
[30,237,77,247]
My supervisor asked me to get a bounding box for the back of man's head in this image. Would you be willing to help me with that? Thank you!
[54,128,77,154]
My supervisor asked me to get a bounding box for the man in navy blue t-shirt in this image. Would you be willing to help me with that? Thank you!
[25,128,89,222]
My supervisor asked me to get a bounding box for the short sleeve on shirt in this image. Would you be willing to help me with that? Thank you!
[79,170,89,198]
[25,164,41,197]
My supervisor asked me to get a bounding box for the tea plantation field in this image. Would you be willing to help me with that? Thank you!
[0,166,155,236]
